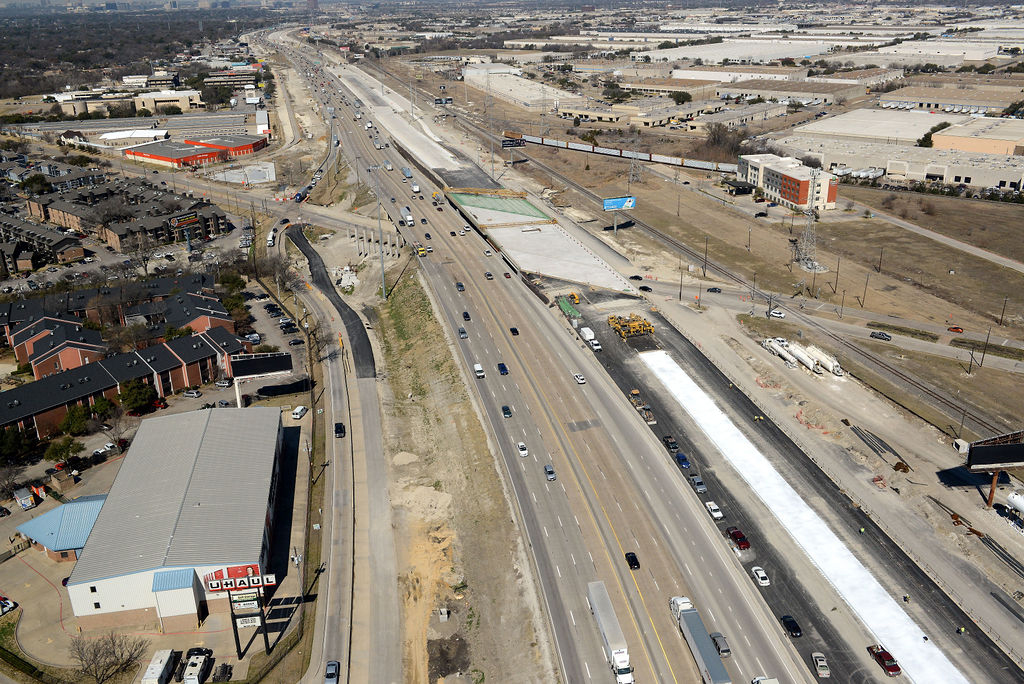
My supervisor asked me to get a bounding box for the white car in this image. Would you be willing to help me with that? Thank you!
[573,373,586,384]
[751,566,770,586]
[0,597,15,616]
[768,309,786,319]
[811,652,831,678]
[705,501,723,520]
[183,389,202,398]
[517,442,529,458]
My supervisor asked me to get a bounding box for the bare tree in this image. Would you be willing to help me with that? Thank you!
[69,632,148,684]
[101,407,131,448]
[123,232,158,277]
[0,465,24,499]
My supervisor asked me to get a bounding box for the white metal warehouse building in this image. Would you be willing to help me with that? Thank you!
[67,407,283,631]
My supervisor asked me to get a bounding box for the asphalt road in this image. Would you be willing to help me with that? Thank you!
[286,225,376,379]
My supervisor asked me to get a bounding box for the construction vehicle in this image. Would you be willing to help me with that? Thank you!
[629,390,656,425]
[568,292,580,305]
[608,314,654,339]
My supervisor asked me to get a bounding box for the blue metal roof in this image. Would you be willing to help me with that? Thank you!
[152,568,195,592]
[15,494,106,552]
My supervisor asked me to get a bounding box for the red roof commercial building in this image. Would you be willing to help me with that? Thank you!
[183,134,268,157]
[123,141,227,169]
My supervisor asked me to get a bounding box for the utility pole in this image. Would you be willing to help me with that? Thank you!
[877,246,884,273]
[832,255,840,293]
[999,295,1008,326]
[840,289,846,319]
[702,236,708,278]
[980,327,991,367]
[862,272,869,307]
[677,258,683,301]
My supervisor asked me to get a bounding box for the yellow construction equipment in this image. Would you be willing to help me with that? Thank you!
[568,292,580,305]
[608,314,654,339]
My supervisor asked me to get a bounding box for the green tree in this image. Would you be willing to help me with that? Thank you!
[59,405,90,436]
[91,397,115,420]
[668,91,692,105]
[119,379,156,413]
[20,173,52,195]
[0,427,37,467]
[158,105,182,116]
[164,325,193,341]
[136,108,152,117]
[45,435,84,463]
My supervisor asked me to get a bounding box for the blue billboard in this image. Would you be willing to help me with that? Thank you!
[602,196,637,211]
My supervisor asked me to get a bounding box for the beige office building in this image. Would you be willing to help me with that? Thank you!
[931,118,1024,156]
[133,90,204,112]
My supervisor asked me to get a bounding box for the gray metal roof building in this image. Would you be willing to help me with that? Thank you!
[67,407,282,631]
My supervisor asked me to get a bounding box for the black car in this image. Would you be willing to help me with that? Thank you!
[625,552,640,570]
[334,422,346,438]
[424,233,431,240]
[509,327,520,336]
[781,615,802,638]
[0,507,9,518]
[420,218,428,225]
[629,275,643,281]
[754,211,769,218]
[707,287,722,293]
[639,285,652,292]
[662,435,679,452]
[501,405,512,418]
[288,339,304,346]
[462,311,471,321]
[186,647,213,659]
[449,231,456,237]
[870,331,892,341]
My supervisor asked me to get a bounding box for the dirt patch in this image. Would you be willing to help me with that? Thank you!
[376,266,554,684]
[843,186,1024,263]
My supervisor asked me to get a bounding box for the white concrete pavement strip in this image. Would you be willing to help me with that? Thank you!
[332,66,457,170]
[641,349,969,684]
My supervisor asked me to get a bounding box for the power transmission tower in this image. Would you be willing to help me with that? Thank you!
[794,168,825,273]
[626,130,643,192]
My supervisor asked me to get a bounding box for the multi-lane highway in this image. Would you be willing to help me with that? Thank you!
[255,29,1024,684]
[263,35,825,684]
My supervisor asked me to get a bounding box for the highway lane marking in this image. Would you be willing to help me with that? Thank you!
[557,515,564,528]
[543,526,549,538]
[556,565,562,578]
[571,553,577,566]
[575,515,581,529]
[532,491,537,503]
[651,576,660,591]
[584,662,591,680]
[570,610,576,627]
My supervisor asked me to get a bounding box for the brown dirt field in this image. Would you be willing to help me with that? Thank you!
[843,186,1024,263]
[376,266,554,684]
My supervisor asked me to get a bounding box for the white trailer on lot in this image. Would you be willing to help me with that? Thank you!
[141,649,174,684]
[787,344,823,375]
[806,345,843,376]
[587,581,634,683]
[762,339,797,368]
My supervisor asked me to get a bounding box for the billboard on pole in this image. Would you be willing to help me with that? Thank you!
[603,196,636,211]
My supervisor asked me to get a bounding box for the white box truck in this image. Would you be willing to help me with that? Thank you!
[473,363,485,379]
[669,597,731,684]
[587,581,634,683]
[411,182,420,193]
[141,649,174,684]
[580,327,602,351]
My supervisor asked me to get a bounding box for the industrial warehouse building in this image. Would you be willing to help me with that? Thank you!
[132,90,204,113]
[672,65,808,83]
[123,135,267,168]
[716,79,864,105]
[772,135,1024,189]
[878,86,1016,114]
[66,408,283,631]
[791,108,974,146]
[685,101,789,132]
[931,118,1024,156]
[738,154,839,211]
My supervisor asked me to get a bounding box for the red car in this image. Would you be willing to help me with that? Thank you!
[726,526,750,550]
[947,326,964,334]
[868,645,901,677]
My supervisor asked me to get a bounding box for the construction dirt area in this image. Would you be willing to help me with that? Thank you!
[370,263,555,683]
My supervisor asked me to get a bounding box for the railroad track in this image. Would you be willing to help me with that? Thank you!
[365,62,1007,439]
